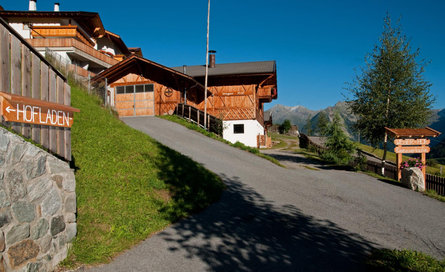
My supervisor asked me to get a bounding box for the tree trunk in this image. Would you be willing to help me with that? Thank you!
[381,131,388,176]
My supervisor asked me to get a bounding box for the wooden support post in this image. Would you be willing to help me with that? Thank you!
[421,152,426,187]
[397,152,402,181]
[197,109,200,125]
[182,103,185,117]
[188,106,191,121]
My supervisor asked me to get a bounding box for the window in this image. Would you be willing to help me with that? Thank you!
[116,86,125,94]
[116,84,154,94]
[145,84,154,92]
[135,85,144,93]
[233,124,244,134]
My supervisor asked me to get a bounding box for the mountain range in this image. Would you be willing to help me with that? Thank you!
[265,102,445,150]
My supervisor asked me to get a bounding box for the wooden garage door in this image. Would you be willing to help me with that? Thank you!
[115,84,155,116]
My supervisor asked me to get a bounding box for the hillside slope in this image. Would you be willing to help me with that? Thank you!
[67,85,224,265]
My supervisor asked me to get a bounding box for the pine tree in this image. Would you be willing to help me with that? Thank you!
[347,14,434,173]
[316,112,330,136]
[321,112,356,165]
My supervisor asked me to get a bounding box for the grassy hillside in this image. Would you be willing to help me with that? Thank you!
[64,85,224,266]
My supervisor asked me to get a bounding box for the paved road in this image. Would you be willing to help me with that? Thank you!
[89,117,445,272]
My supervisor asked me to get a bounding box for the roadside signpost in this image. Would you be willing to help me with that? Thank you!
[386,127,440,183]
[0,91,79,128]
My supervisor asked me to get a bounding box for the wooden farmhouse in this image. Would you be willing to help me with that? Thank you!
[172,54,277,147]
[93,52,277,147]
[0,0,132,77]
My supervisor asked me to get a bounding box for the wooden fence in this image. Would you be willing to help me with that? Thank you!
[175,103,223,136]
[0,17,72,161]
[299,133,445,196]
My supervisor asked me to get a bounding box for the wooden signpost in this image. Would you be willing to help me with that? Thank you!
[0,91,79,128]
[386,127,440,183]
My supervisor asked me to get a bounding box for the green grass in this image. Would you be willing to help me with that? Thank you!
[62,85,224,267]
[424,190,445,202]
[366,249,445,272]
[159,115,284,167]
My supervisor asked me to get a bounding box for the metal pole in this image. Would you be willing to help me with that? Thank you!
[203,0,210,129]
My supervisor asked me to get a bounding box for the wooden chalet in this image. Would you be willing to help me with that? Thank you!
[172,55,277,147]
[92,55,207,116]
[0,1,132,77]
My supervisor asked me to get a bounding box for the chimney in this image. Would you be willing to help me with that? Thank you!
[29,0,37,11]
[209,50,216,68]
[54,2,60,11]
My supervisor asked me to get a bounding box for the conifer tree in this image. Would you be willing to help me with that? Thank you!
[347,15,434,174]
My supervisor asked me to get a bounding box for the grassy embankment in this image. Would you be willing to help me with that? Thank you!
[159,115,283,167]
[62,85,224,267]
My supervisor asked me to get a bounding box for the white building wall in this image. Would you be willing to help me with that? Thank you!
[10,23,31,39]
[223,120,265,147]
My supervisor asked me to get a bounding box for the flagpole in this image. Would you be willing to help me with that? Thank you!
[204,0,210,129]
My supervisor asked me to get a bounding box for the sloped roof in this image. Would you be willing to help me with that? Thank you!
[385,127,441,138]
[92,55,206,93]
[0,10,106,37]
[172,61,276,77]
[104,30,130,56]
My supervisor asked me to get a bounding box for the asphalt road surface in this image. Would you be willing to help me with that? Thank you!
[88,117,445,272]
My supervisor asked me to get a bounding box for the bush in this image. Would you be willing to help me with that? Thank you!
[279,119,292,134]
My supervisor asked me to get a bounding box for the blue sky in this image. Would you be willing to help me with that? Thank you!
[3,0,444,110]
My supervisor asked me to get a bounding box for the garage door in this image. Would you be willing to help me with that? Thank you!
[115,84,155,116]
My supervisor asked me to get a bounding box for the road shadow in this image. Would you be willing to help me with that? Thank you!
[159,174,377,271]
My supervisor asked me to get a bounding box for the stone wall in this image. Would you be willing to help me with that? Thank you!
[0,127,76,271]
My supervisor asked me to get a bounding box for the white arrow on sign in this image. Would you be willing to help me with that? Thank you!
[5,106,15,113]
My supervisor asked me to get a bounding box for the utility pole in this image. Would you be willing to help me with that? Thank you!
[203,0,210,129]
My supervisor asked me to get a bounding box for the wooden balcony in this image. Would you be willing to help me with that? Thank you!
[31,25,94,46]
[27,38,119,67]
[257,86,276,102]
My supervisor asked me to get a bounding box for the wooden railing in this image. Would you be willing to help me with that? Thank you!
[26,38,119,66]
[0,17,73,161]
[175,103,223,136]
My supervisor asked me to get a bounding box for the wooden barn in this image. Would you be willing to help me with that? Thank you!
[92,55,207,116]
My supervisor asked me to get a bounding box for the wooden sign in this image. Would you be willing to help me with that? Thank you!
[0,92,79,128]
[394,138,430,146]
[394,146,430,154]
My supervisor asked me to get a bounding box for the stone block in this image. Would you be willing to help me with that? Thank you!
[64,194,76,213]
[25,155,47,180]
[39,235,51,254]
[65,223,77,243]
[0,130,9,152]
[12,202,36,223]
[401,167,425,192]
[50,216,65,236]
[8,142,26,165]
[0,210,11,228]
[27,176,52,203]
[47,157,70,175]
[65,213,76,223]
[52,175,64,189]
[6,169,26,201]
[41,188,61,216]
[6,224,30,245]
[30,218,49,240]
[62,173,76,192]
[0,231,4,252]
[26,262,43,272]
[7,240,39,269]
[0,190,10,208]
[0,153,5,168]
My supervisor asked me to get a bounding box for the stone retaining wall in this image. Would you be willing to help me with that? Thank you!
[0,127,76,271]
